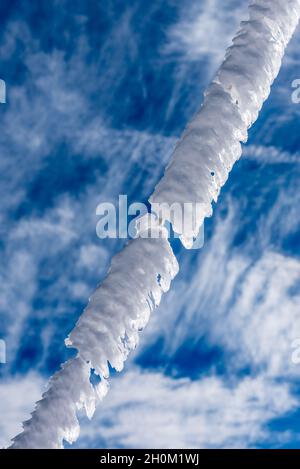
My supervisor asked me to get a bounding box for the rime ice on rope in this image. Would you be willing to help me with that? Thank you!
[10,0,300,449]
[150,0,300,248]
[11,357,96,449]
[10,220,178,448]
[65,221,178,379]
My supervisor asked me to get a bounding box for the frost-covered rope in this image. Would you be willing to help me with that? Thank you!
[11,221,178,448]
[150,0,300,247]
[10,0,300,448]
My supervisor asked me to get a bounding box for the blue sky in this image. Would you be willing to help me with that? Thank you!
[1,0,300,448]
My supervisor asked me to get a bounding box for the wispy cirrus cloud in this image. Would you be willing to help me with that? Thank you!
[164,0,247,68]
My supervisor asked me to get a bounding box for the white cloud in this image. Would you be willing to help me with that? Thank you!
[243,145,300,164]
[76,368,296,449]
[0,250,38,361]
[164,0,247,68]
[0,373,44,448]
[212,251,300,376]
